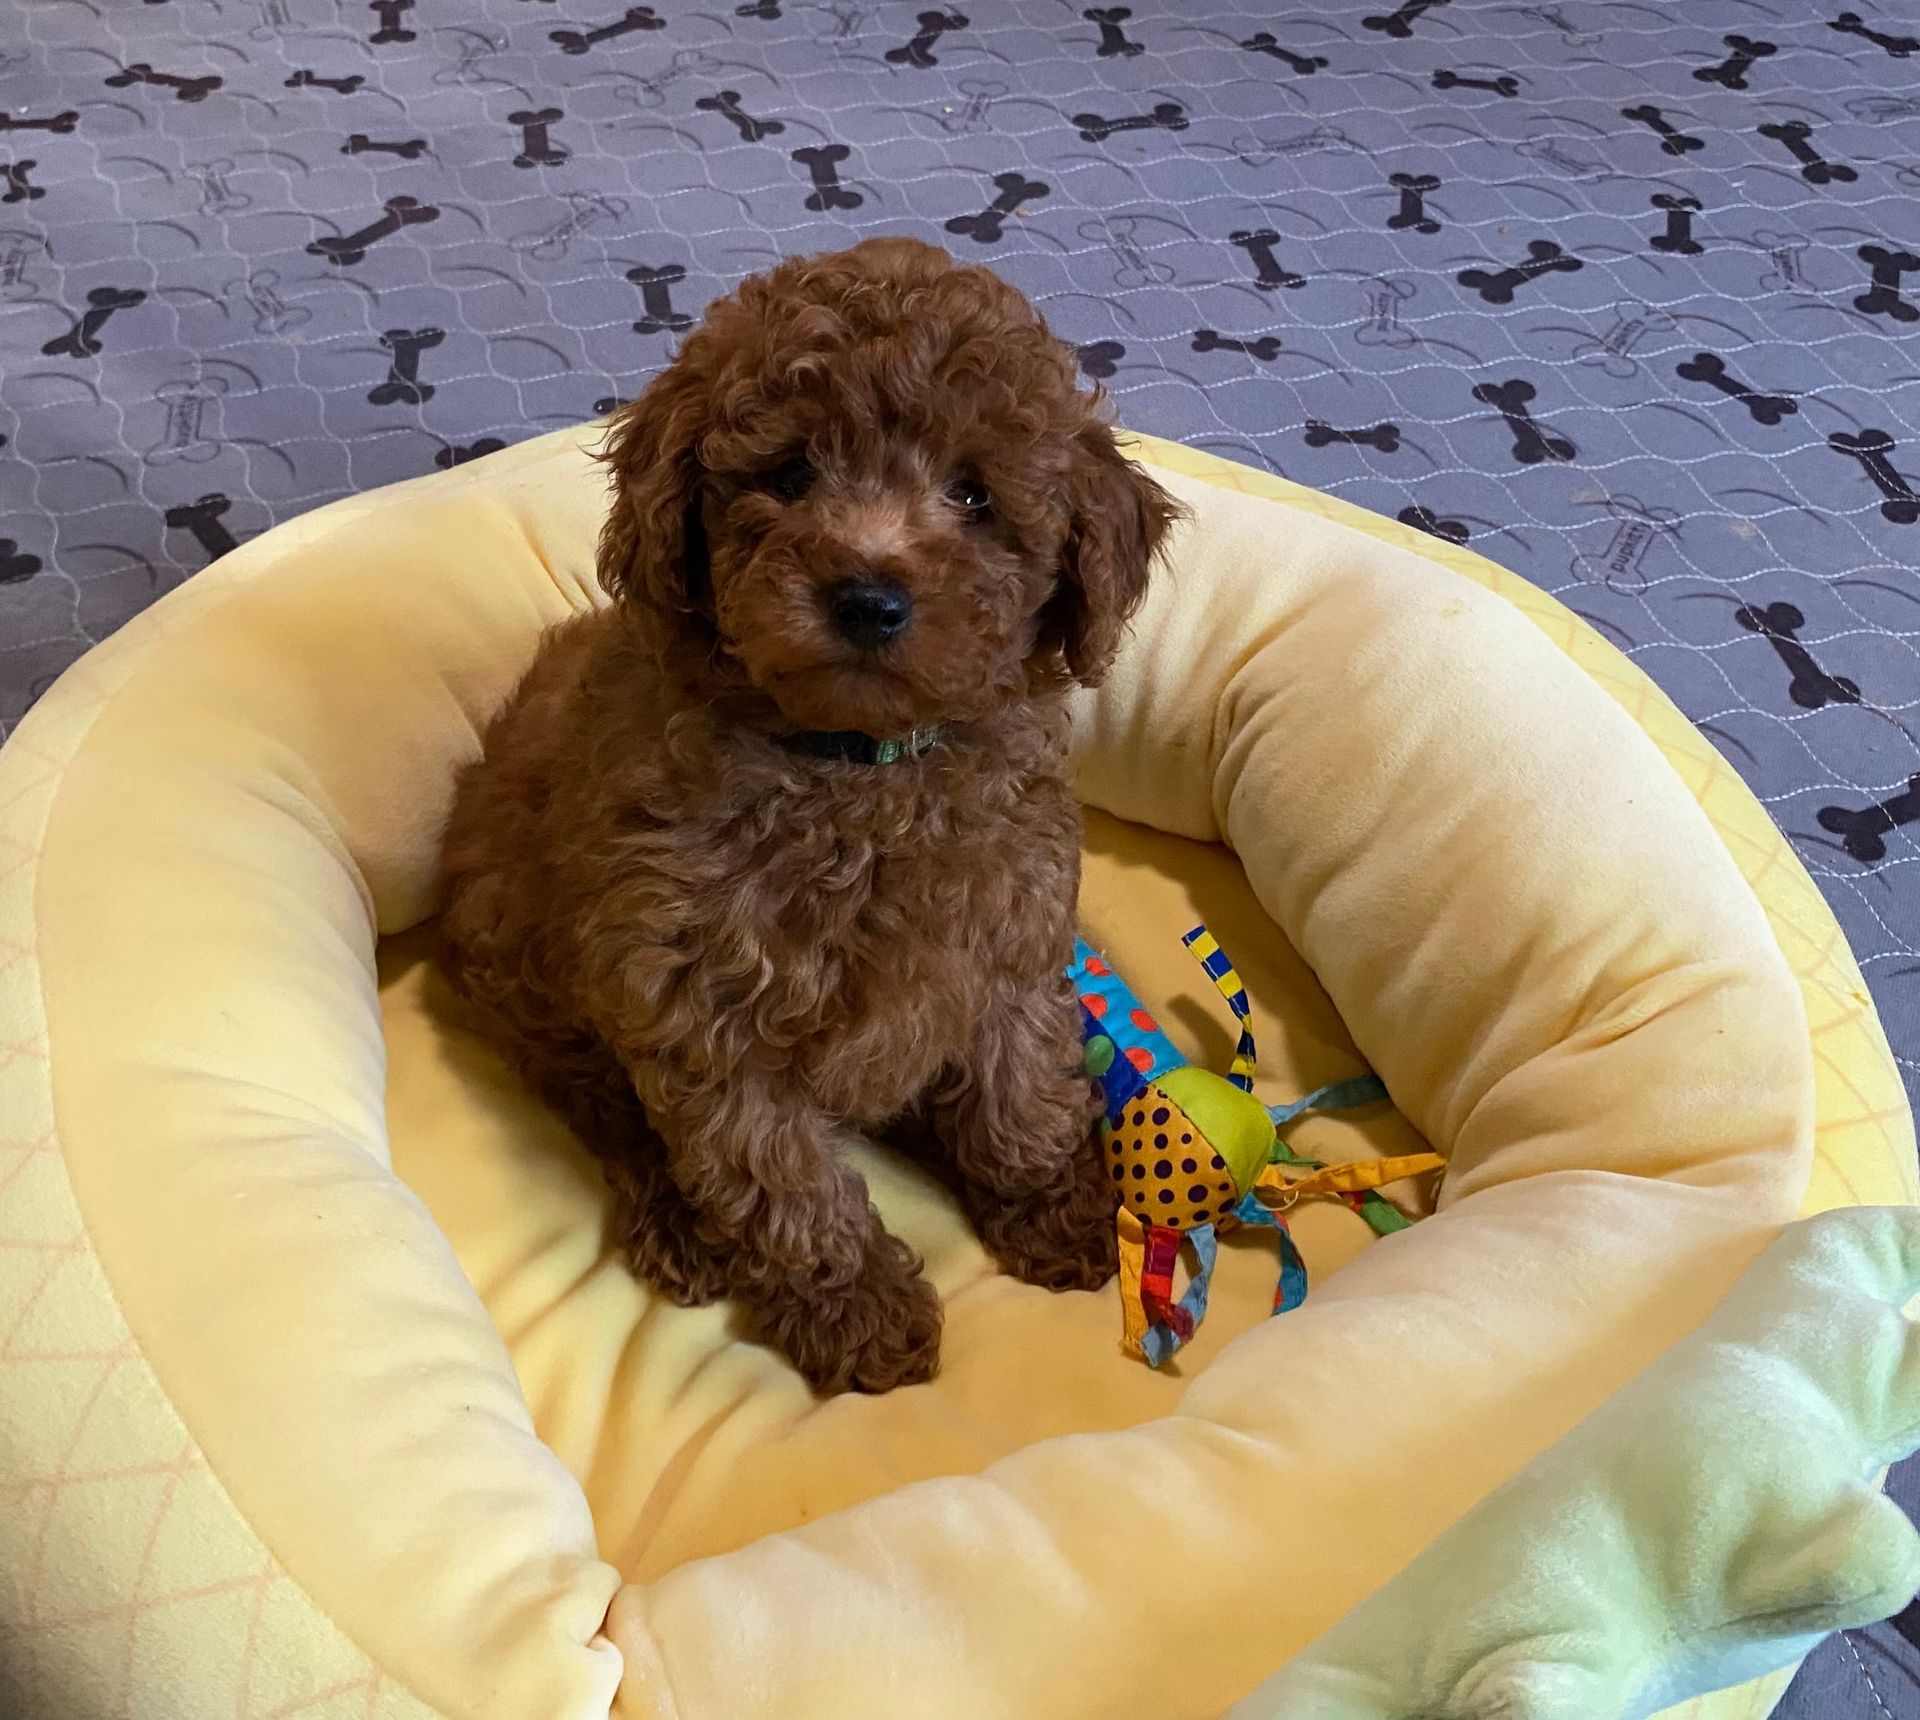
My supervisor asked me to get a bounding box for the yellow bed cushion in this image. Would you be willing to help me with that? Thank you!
[0,427,1909,1720]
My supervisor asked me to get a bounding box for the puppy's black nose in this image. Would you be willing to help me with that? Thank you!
[827,577,913,649]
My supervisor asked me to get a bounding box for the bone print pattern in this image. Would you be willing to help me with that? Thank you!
[1693,34,1777,92]
[1,6,1918,1399]
[343,134,430,160]
[943,171,1048,244]
[1302,419,1401,453]
[1,160,46,204]
[1758,118,1858,185]
[1675,352,1797,427]
[549,8,664,56]
[625,262,692,332]
[1622,103,1706,155]
[1649,193,1703,255]
[694,89,785,144]
[1735,602,1861,709]
[1228,228,1304,290]
[162,492,240,564]
[1237,33,1326,76]
[1456,238,1583,305]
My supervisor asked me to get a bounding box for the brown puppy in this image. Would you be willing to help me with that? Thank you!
[438,238,1179,1392]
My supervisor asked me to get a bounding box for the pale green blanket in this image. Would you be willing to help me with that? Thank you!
[1233,1206,1920,1719]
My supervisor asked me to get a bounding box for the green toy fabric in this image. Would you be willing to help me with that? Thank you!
[1230,1205,1920,1720]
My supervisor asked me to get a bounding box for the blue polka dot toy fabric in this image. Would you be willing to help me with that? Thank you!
[1072,929,1443,1366]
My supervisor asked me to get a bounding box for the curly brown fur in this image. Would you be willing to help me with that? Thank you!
[438,238,1179,1393]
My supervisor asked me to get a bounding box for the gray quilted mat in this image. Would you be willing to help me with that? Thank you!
[2,2,1916,1712]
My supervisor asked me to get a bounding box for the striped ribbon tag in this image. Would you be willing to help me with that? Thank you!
[1179,924,1257,1091]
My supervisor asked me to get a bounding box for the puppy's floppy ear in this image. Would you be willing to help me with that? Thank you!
[1042,421,1181,686]
[595,356,712,626]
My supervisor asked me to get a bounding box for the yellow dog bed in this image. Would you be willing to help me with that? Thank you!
[0,428,1910,1720]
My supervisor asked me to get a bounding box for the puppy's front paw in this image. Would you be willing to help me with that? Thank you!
[973,1171,1120,1292]
[760,1242,943,1394]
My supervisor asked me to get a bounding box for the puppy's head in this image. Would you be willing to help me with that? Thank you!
[597,237,1179,737]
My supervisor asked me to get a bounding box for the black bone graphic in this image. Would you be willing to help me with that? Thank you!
[1693,33,1775,91]
[1363,0,1448,39]
[1085,8,1143,57]
[1828,429,1920,524]
[551,7,664,55]
[944,171,1048,243]
[41,285,146,358]
[1387,172,1440,235]
[1734,602,1859,709]
[104,63,222,102]
[1855,244,1920,323]
[1432,69,1519,97]
[369,327,443,406]
[791,144,862,210]
[1229,228,1305,290]
[1303,420,1401,453]
[1073,102,1187,143]
[0,535,42,584]
[0,111,78,135]
[1819,775,1920,864]
[1650,193,1702,255]
[164,493,239,564]
[1473,378,1574,464]
[1239,33,1326,73]
[436,437,508,469]
[1676,352,1795,427]
[626,263,692,333]
[695,89,785,142]
[1,161,44,204]
[1192,329,1282,360]
[369,0,416,44]
[1457,238,1582,305]
[1673,352,1793,425]
[343,134,429,159]
[1758,120,1855,185]
[510,109,569,168]
[1828,12,1918,57]
[1398,504,1469,545]
[885,10,968,68]
[1622,104,1704,156]
[306,194,439,265]
[286,70,365,94]
[1076,339,1124,379]
[737,0,780,16]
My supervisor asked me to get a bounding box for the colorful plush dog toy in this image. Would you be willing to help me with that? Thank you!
[1072,929,1445,1367]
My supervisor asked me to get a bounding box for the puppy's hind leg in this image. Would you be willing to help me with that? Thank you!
[934,975,1119,1292]
[602,1130,741,1309]
[525,1054,741,1309]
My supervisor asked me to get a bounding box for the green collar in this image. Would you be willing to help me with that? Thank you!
[777,726,945,766]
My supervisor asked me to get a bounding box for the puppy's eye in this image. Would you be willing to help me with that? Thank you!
[945,475,992,520]
[763,457,815,504]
